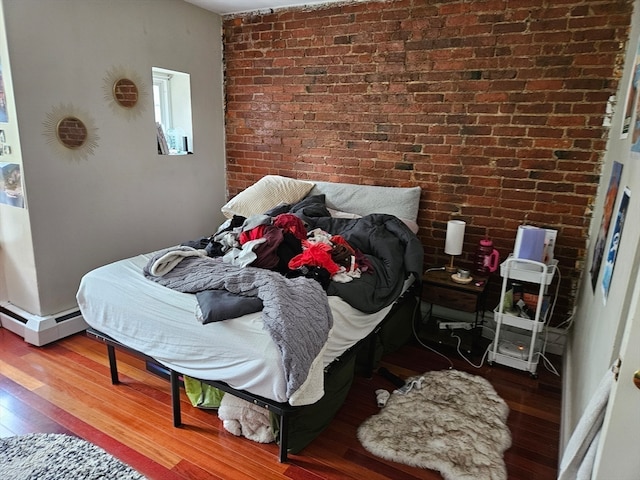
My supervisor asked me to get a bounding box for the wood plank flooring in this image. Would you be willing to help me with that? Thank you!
[0,327,561,479]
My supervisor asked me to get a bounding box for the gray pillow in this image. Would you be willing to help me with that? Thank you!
[196,290,263,324]
[308,181,421,222]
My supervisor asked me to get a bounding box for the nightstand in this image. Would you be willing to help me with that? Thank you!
[420,268,490,353]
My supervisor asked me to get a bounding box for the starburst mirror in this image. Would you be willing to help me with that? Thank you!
[112,78,139,108]
[56,116,88,149]
[43,104,99,161]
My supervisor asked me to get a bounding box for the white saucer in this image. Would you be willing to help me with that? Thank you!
[451,274,473,284]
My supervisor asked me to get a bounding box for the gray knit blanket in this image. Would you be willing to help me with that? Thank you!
[143,246,333,400]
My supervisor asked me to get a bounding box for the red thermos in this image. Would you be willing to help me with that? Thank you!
[474,238,500,275]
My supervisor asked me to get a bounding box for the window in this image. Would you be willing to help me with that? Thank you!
[153,72,171,129]
[152,67,193,155]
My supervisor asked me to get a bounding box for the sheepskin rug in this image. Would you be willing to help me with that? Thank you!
[357,369,511,480]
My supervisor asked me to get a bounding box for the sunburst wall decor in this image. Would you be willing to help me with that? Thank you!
[103,66,147,120]
[43,103,100,161]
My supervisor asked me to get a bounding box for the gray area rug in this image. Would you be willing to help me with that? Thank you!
[0,433,146,480]
[358,369,512,480]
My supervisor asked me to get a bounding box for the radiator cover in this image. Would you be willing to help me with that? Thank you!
[0,301,87,346]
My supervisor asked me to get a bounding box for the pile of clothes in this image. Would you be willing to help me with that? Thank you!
[184,212,372,290]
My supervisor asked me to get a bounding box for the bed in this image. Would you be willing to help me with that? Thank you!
[77,176,424,462]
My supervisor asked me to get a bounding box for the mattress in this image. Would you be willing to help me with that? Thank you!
[77,251,402,406]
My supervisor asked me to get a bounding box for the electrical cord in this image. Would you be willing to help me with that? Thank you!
[415,264,561,376]
[416,266,500,370]
[553,313,575,331]
[449,329,490,369]
[411,266,455,369]
[535,351,560,376]
[543,319,573,344]
[430,261,492,370]
[411,297,455,369]
[450,327,561,376]
[544,264,562,326]
[539,264,562,375]
[412,263,565,378]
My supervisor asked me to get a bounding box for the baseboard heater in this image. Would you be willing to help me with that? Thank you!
[0,301,87,346]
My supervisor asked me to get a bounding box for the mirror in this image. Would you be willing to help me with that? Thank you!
[102,67,146,119]
[56,116,88,149]
[113,78,139,108]
[44,104,99,160]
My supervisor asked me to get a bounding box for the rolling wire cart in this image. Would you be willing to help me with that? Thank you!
[488,256,558,377]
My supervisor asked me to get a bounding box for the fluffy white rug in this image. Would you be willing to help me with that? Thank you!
[0,433,145,480]
[357,370,511,480]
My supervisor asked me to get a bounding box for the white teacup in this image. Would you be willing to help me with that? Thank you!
[457,269,471,279]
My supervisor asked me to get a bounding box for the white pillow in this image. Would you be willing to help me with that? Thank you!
[221,175,315,219]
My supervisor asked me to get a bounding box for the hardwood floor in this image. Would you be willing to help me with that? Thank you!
[0,327,561,479]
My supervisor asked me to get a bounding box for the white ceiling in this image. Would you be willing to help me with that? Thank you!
[185,0,358,16]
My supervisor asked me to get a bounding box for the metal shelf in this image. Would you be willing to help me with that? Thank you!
[488,256,557,376]
[499,256,558,285]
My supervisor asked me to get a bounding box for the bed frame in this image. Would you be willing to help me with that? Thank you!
[85,283,419,463]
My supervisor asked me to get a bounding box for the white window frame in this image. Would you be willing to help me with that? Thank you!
[153,71,173,131]
[152,66,193,155]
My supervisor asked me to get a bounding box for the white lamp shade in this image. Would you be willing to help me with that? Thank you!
[445,220,466,256]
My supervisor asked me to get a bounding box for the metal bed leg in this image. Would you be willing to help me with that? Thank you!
[170,369,182,427]
[107,344,120,384]
[278,412,289,463]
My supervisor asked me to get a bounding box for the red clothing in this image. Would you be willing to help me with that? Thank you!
[274,214,307,241]
[288,242,341,276]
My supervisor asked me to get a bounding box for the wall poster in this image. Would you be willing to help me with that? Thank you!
[629,41,640,151]
[0,53,7,123]
[0,162,23,208]
[601,187,631,304]
[622,41,640,139]
[590,161,623,292]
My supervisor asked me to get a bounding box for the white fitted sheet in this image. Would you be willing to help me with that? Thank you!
[77,251,401,405]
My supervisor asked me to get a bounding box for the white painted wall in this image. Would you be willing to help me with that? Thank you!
[0,0,226,316]
[561,0,640,458]
[0,1,37,311]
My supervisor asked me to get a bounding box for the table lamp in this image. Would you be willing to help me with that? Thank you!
[444,220,466,272]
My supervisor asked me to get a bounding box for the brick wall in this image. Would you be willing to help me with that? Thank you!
[223,0,633,321]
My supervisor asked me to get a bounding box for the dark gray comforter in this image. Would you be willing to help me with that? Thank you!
[290,195,424,313]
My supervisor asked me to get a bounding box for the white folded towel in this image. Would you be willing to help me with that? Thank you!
[148,246,208,277]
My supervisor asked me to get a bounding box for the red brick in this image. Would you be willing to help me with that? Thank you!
[223,0,630,314]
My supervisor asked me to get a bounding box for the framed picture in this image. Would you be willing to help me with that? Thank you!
[622,41,640,139]
[590,161,623,291]
[0,162,23,208]
[601,187,631,303]
[0,57,7,123]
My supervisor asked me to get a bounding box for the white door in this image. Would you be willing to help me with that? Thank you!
[591,264,640,479]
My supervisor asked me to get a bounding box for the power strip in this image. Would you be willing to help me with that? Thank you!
[438,321,473,330]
